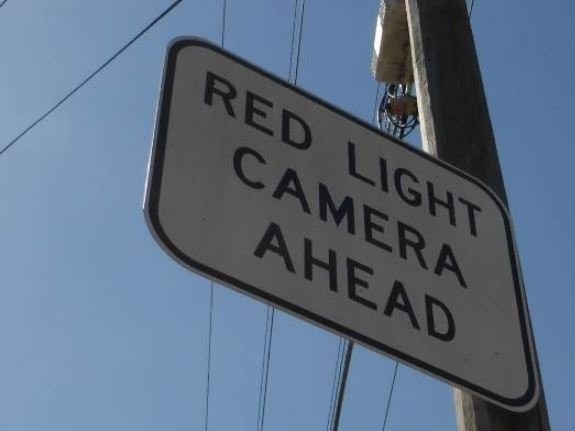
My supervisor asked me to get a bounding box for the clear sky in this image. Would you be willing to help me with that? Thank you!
[0,0,573,430]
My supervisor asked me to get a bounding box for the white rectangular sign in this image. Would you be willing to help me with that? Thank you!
[145,38,538,411]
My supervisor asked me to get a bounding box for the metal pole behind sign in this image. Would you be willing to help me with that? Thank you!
[404,0,551,429]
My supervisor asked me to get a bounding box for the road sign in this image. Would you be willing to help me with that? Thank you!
[144,38,538,411]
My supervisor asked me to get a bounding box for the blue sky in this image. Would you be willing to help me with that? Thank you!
[0,0,573,430]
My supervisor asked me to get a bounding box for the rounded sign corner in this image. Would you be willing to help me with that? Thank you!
[473,361,539,412]
[167,37,223,58]
[144,38,539,410]
[503,375,540,412]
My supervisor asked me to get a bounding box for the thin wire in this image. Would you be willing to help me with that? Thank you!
[370,78,401,431]
[258,307,275,431]
[255,2,306,427]
[205,5,227,429]
[326,339,344,431]
[328,337,345,431]
[261,309,275,429]
[204,282,214,431]
[0,1,8,10]
[287,0,299,82]
[331,341,353,431]
[293,0,306,85]
[326,340,340,430]
[256,307,271,430]
[328,17,384,431]
[328,77,384,431]
[0,0,183,158]
[221,0,227,47]
[381,362,399,431]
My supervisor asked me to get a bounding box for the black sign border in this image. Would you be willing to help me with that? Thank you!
[144,37,537,411]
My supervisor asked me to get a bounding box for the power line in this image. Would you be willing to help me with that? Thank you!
[371,78,400,431]
[287,0,299,82]
[0,1,8,11]
[262,310,275,425]
[293,0,306,85]
[381,362,399,431]
[204,4,228,430]
[204,282,214,431]
[256,307,275,431]
[330,80,386,431]
[330,340,353,431]
[256,306,271,430]
[221,0,227,47]
[0,0,183,158]
[326,339,344,430]
[254,2,308,428]
[327,339,348,431]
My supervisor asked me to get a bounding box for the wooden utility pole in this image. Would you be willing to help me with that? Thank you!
[403,0,551,429]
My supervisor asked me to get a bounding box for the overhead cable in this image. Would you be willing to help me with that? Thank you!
[221,0,227,47]
[255,1,306,428]
[326,338,344,429]
[293,0,306,85]
[330,341,353,431]
[330,78,385,431]
[381,362,399,431]
[0,0,183,158]
[204,283,214,431]
[326,339,345,430]
[256,307,275,431]
[205,4,227,431]
[287,0,299,81]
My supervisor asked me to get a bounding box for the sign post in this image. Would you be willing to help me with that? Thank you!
[404,0,550,428]
[145,38,538,412]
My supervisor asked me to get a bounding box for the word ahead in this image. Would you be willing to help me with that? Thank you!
[145,38,538,411]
